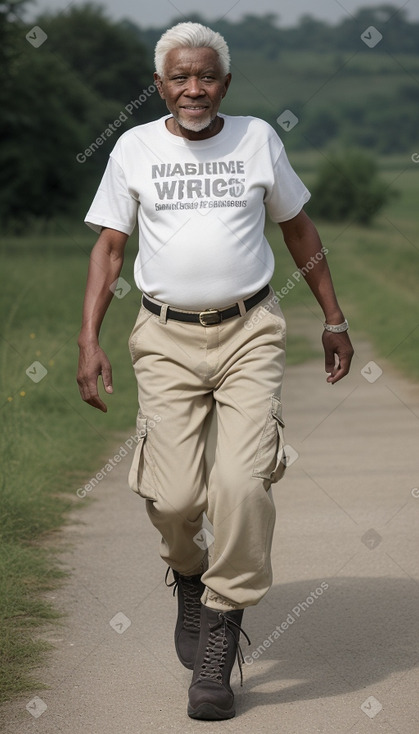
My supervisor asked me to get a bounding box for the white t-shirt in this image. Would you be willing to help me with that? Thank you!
[85,114,310,309]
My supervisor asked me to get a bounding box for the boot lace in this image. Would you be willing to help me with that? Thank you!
[198,612,251,686]
[165,568,202,630]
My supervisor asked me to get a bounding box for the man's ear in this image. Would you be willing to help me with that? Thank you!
[221,73,232,99]
[153,72,165,99]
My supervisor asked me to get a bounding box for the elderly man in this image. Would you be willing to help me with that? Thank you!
[77,21,353,720]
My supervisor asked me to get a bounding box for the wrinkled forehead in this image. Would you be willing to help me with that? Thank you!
[162,47,223,76]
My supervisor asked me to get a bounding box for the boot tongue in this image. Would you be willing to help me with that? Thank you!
[198,627,229,683]
[182,577,203,629]
[203,610,251,686]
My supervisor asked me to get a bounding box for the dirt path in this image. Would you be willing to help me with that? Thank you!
[2,333,419,734]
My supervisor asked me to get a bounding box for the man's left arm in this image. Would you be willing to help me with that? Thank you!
[279,209,354,384]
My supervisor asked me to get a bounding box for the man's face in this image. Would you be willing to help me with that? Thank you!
[154,47,231,138]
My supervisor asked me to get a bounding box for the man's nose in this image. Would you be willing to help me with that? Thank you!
[185,78,204,96]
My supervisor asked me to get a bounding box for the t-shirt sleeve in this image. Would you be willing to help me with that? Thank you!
[84,155,138,235]
[264,145,311,223]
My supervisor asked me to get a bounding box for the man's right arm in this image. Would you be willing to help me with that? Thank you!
[77,227,128,412]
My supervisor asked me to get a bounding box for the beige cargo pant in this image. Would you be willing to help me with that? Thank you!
[128,286,287,611]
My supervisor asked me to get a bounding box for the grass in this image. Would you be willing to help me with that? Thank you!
[0,155,418,703]
[0,543,63,699]
[0,228,141,702]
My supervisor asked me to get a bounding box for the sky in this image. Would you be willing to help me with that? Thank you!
[26,0,419,28]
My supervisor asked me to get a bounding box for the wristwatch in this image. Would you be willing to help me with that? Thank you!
[323,319,349,333]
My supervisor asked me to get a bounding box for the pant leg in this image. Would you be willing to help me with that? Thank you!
[128,305,214,575]
[201,292,287,610]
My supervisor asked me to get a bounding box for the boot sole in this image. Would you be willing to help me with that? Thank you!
[187,702,235,720]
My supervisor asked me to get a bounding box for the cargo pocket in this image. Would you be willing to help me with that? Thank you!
[128,413,158,500]
[252,395,286,484]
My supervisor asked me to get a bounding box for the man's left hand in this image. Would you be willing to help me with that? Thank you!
[322,330,354,384]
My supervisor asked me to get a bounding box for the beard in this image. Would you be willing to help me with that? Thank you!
[174,110,215,133]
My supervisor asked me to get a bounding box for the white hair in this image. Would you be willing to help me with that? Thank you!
[154,22,231,77]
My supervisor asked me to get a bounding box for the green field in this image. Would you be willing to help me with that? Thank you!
[222,50,419,111]
[1,155,418,702]
[227,50,419,102]
[219,50,419,153]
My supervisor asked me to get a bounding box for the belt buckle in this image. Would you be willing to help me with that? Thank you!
[199,308,221,326]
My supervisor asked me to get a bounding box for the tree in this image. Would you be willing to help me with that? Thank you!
[302,107,341,149]
[223,14,281,59]
[37,3,159,108]
[307,150,395,225]
[0,2,162,226]
[0,44,120,226]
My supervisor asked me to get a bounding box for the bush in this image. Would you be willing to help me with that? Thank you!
[307,150,396,225]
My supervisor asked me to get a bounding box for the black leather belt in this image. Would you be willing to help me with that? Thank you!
[142,284,270,326]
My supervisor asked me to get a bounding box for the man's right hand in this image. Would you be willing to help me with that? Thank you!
[77,342,113,412]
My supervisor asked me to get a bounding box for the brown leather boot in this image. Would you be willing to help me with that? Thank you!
[166,568,205,670]
[187,605,250,720]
